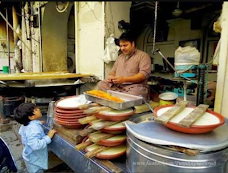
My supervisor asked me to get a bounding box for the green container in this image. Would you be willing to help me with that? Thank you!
[2,66,9,74]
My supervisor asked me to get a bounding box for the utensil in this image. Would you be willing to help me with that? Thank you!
[142,97,154,120]
[46,101,55,129]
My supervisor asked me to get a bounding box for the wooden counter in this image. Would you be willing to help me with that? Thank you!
[44,124,125,173]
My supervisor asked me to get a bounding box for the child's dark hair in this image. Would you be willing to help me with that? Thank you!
[14,103,36,126]
[119,31,136,44]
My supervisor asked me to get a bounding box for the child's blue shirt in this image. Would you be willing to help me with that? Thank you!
[19,120,51,172]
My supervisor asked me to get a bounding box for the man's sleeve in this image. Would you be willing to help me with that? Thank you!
[139,53,151,79]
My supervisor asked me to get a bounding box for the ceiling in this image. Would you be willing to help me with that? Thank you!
[131,2,222,19]
[130,1,223,38]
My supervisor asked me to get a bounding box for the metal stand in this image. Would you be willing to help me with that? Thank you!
[196,65,206,105]
[183,81,187,101]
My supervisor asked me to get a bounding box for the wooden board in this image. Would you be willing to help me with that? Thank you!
[78,115,98,125]
[134,101,159,113]
[178,104,209,128]
[155,101,189,124]
[53,122,84,145]
[89,131,114,143]
[170,146,200,156]
[78,128,96,137]
[90,120,120,130]
[0,72,91,81]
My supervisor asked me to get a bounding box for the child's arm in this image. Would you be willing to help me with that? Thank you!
[26,128,56,151]
[40,120,45,124]
[48,129,56,139]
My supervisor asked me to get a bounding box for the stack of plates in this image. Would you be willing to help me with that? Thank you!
[54,96,88,129]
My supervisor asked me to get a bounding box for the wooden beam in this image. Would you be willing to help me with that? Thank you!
[214,2,228,117]
[0,72,91,81]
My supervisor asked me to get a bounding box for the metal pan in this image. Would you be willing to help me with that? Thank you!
[84,90,143,110]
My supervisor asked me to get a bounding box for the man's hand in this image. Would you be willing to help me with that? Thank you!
[112,76,125,84]
[107,74,116,83]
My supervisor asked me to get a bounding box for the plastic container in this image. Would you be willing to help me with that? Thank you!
[158,92,178,106]
[2,66,9,74]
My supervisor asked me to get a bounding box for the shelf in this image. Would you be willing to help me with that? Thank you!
[0,72,92,81]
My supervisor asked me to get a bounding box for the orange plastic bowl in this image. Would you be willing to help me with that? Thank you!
[55,108,84,114]
[153,105,225,134]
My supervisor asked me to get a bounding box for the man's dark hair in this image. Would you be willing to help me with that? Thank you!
[119,31,136,44]
[14,103,36,126]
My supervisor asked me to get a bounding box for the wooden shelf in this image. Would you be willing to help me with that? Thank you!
[0,72,92,81]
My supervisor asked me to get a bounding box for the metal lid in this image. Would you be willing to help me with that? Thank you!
[126,113,228,152]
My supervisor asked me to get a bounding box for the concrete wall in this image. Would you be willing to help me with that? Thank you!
[75,1,131,80]
[74,2,131,93]
[75,2,104,80]
[104,2,131,79]
[105,2,131,38]
[42,1,73,72]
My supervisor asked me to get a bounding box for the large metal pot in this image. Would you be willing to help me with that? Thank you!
[126,114,228,173]
[126,132,228,173]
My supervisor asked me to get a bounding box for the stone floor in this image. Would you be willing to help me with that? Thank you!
[0,120,73,172]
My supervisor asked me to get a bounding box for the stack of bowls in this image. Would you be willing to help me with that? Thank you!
[92,108,136,134]
[54,96,88,129]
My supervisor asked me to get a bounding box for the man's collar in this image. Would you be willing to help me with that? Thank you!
[126,48,137,59]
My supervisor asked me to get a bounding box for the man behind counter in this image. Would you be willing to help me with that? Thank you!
[98,31,151,100]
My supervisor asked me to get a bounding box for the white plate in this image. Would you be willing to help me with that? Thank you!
[56,94,91,109]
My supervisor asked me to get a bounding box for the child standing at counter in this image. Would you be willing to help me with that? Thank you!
[14,103,56,173]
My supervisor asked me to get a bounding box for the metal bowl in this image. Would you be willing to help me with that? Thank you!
[159,92,178,101]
